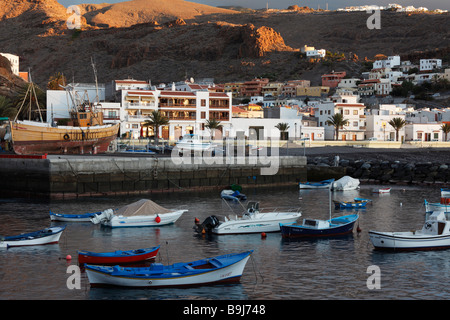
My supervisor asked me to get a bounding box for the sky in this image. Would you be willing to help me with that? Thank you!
[58,0,450,11]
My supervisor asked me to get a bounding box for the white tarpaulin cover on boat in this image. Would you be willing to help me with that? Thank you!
[115,199,172,216]
[332,176,360,191]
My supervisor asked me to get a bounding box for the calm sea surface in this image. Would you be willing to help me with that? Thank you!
[1,184,449,300]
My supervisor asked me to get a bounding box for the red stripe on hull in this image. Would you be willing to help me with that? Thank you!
[13,136,116,155]
[89,276,242,288]
[78,250,159,265]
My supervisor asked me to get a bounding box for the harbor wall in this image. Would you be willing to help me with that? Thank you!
[0,156,307,199]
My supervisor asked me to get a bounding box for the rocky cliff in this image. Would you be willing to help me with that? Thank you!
[0,0,448,89]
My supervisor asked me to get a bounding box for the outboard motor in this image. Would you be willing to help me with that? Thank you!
[194,215,220,233]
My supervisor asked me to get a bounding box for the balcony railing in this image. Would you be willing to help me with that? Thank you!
[125,102,156,109]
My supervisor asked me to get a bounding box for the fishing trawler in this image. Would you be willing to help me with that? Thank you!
[8,68,119,155]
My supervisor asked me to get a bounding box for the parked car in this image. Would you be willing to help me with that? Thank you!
[368,137,377,141]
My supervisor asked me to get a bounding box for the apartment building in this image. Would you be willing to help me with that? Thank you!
[321,71,346,88]
[315,92,366,140]
[241,78,270,97]
[420,59,442,72]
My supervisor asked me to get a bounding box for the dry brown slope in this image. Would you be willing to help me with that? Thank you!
[84,0,238,27]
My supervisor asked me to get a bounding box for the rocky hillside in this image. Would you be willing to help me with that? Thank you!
[0,0,448,89]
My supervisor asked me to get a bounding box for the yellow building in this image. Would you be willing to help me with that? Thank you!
[296,86,330,97]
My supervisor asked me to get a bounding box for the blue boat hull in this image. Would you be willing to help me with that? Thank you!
[280,215,358,239]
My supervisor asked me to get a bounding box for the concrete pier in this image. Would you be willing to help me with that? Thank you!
[0,155,307,199]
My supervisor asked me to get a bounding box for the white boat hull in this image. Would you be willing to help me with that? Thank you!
[0,227,65,248]
[86,255,250,287]
[213,212,301,235]
[369,230,450,251]
[102,210,186,228]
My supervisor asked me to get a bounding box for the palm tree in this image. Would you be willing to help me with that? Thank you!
[0,96,16,118]
[326,113,348,141]
[441,123,450,142]
[142,110,169,145]
[388,117,406,142]
[275,122,290,140]
[205,118,222,141]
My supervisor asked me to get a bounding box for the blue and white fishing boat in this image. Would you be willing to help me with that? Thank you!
[333,198,372,209]
[424,199,450,214]
[85,250,253,288]
[50,211,103,222]
[281,184,359,238]
[369,211,450,251]
[0,226,66,248]
[299,179,334,189]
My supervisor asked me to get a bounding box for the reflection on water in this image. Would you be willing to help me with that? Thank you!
[1,184,450,300]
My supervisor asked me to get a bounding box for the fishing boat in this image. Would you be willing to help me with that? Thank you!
[369,211,450,251]
[441,188,450,198]
[90,199,187,228]
[280,184,359,238]
[280,214,359,238]
[194,201,301,235]
[424,199,450,213]
[0,226,66,248]
[373,187,391,194]
[299,179,334,189]
[333,198,372,209]
[78,246,160,265]
[85,250,253,288]
[8,81,119,155]
[49,210,103,222]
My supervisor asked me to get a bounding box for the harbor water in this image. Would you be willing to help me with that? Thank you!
[1,184,449,300]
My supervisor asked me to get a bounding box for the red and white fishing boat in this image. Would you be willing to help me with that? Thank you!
[78,246,160,265]
[372,187,391,194]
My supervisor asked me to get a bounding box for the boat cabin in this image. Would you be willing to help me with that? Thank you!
[302,218,330,229]
[421,212,449,235]
[70,111,104,127]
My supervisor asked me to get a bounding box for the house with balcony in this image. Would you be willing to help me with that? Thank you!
[315,92,366,140]
[321,71,346,88]
[365,104,406,141]
[241,78,270,97]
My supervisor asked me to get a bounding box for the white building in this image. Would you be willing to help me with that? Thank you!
[373,56,401,69]
[405,123,442,141]
[365,105,406,141]
[420,59,442,71]
[0,53,19,75]
[315,92,366,141]
[231,106,324,141]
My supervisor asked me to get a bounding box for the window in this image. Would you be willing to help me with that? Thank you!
[201,99,206,107]
[344,110,350,115]
[353,110,358,115]
[201,112,206,119]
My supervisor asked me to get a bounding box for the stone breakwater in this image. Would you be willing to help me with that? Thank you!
[307,156,450,186]
[0,155,307,199]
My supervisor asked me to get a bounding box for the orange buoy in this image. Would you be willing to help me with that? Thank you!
[66,255,72,260]
[195,217,200,224]
[155,215,161,223]
[202,228,206,235]
[261,232,267,239]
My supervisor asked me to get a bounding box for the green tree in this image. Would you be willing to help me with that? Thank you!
[326,113,348,141]
[142,110,169,145]
[205,118,222,141]
[275,122,290,140]
[441,123,450,142]
[388,117,406,142]
[0,96,16,118]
